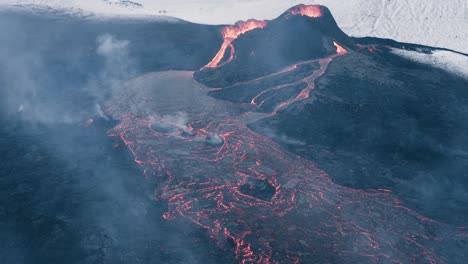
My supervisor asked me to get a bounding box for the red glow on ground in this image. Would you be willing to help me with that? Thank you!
[204,20,267,69]
[248,41,346,114]
[105,34,466,263]
[290,5,323,18]
[368,46,377,53]
[204,42,231,68]
[81,118,94,127]
[333,41,347,55]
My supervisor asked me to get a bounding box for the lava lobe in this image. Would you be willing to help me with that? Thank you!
[105,4,468,264]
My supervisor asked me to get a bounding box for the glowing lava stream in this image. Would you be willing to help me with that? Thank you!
[246,41,347,120]
[105,39,467,263]
[203,19,267,69]
[203,5,326,70]
[272,41,347,113]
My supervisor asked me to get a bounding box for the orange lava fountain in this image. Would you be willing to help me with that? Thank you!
[203,20,267,69]
[290,5,323,18]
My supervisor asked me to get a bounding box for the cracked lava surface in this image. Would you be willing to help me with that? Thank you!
[103,24,467,264]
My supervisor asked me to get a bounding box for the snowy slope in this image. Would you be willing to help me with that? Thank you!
[0,0,466,53]
[392,49,468,80]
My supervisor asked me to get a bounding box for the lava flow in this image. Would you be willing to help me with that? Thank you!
[247,41,347,116]
[334,41,347,55]
[104,37,467,263]
[203,19,267,69]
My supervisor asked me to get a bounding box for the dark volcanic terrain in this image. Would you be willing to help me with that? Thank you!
[1,4,468,264]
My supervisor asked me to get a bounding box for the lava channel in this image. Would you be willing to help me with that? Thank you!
[104,40,467,264]
[247,41,348,116]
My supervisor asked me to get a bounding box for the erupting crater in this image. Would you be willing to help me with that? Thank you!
[196,3,351,89]
[203,19,267,69]
[289,4,324,18]
[103,4,468,264]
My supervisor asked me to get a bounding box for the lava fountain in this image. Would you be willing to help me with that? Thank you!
[203,19,267,69]
[289,5,324,18]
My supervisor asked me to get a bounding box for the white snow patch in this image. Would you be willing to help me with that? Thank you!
[0,0,178,21]
[391,49,468,79]
[0,0,467,52]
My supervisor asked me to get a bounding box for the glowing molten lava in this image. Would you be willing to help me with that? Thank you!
[103,5,468,262]
[333,41,347,55]
[203,20,267,69]
[290,5,323,18]
[105,40,467,263]
[222,20,267,40]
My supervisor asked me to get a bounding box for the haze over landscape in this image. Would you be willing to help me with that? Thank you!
[0,1,467,264]
[0,0,466,53]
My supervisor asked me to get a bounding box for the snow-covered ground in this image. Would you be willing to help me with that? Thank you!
[0,0,467,53]
[392,49,468,79]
